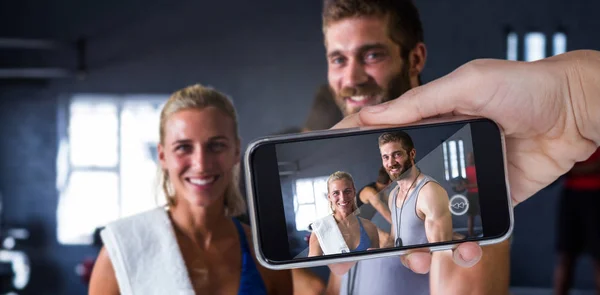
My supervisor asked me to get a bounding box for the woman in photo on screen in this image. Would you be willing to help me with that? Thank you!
[307,171,380,257]
[88,84,292,295]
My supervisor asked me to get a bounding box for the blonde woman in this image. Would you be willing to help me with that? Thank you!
[308,171,380,257]
[89,84,292,294]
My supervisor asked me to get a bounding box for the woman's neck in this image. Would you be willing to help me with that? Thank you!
[169,198,231,249]
[333,211,353,223]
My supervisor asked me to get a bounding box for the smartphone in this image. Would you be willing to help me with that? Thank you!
[244,116,514,270]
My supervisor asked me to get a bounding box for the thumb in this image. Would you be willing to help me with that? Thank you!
[452,242,483,268]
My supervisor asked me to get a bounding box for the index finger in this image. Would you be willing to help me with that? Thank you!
[331,113,365,130]
[356,59,503,126]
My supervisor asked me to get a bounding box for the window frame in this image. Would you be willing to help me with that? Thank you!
[505,29,567,62]
[56,94,167,245]
[443,139,467,181]
[292,176,329,232]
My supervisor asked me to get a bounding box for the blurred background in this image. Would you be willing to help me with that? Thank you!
[0,0,599,294]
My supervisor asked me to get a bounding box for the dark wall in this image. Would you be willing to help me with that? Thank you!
[0,86,100,294]
[1,0,600,293]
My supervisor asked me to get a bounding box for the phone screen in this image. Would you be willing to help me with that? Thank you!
[246,118,512,265]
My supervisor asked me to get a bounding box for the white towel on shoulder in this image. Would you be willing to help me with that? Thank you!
[311,214,350,255]
[100,207,195,295]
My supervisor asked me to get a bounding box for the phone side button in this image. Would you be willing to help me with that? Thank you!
[428,244,455,252]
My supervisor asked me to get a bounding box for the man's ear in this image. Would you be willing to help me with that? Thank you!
[410,148,417,160]
[409,42,427,85]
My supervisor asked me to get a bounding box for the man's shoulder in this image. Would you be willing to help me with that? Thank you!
[419,174,444,190]
[420,173,440,184]
[417,175,447,201]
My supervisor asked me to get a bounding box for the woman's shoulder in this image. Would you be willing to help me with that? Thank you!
[106,206,168,228]
[101,206,171,244]
[89,247,120,295]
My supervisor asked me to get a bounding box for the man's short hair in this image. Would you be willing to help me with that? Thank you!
[322,0,424,59]
[377,166,390,184]
[378,131,415,153]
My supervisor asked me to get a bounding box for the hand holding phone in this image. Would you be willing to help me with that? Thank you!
[244,116,513,270]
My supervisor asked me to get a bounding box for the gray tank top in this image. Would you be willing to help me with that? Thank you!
[338,257,429,295]
[390,174,436,247]
[338,174,437,295]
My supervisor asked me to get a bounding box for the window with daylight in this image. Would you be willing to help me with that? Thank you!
[56,94,169,245]
[524,32,546,62]
[293,176,330,231]
[506,31,518,61]
[443,140,466,181]
[506,30,567,62]
[553,32,567,56]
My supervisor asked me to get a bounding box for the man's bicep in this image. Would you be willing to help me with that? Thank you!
[420,183,453,242]
[420,183,451,219]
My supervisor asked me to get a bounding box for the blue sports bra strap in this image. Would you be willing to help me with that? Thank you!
[232,218,268,295]
[232,218,249,250]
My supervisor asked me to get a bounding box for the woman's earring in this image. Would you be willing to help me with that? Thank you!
[166,180,175,198]
[164,171,176,206]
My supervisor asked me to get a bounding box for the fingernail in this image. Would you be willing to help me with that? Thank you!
[401,257,411,269]
[454,247,481,268]
[363,103,388,113]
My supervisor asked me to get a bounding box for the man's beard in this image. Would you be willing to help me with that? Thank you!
[332,63,413,116]
[388,158,413,181]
